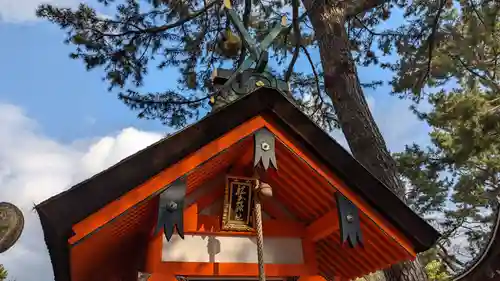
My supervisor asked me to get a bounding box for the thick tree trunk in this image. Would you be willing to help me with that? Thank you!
[301,0,428,280]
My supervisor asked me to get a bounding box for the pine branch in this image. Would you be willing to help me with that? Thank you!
[447,52,500,92]
[352,16,402,37]
[345,0,386,18]
[284,0,319,35]
[437,242,465,269]
[39,0,220,38]
[120,1,219,36]
[416,0,447,93]
[467,0,486,27]
[119,92,210,105]
[300,45,322,100]
[284,0,301,81]
[237,0,252,67]
[300,44,324,117]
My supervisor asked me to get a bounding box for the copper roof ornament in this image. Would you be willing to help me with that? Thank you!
[0,202,24,253]
[209,0,289,109]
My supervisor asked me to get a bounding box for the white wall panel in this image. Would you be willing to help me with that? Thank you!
[162,234,304,264]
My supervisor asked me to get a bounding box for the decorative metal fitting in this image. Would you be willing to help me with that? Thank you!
[209,3,288,97]
[346,214,354,223]
[155,177,187,241]
[335,192,363,248]
[0,202,24,254]
[254,128,277,170]
[167,201,178,211]
[261,142,270,151]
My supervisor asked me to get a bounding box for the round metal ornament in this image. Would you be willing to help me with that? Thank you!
[0,202,24,253]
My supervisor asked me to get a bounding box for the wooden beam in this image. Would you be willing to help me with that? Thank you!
[158,262,309,276]
[302,238,319,275]
[190,215,306,237]
[305,210,339,242]
[193,184,225,212]
[227,147,296,221]
[262,197,295,220]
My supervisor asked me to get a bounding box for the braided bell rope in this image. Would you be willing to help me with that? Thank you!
[254,194,266,281]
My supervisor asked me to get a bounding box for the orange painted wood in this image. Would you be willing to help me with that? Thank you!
[260,115,417,257]
[298,276,329,281]
[194,185,225,212]
[144,232,163,273]
[302,237,319,275]
[157,261,310,276]
[306,210,339,242]
[266,170,322,219]
[69,113,416,267]
[187,214,305,237]
[275,159,332,212]
[184,203,199,232]
[148,273,178,281]
[261,197,294,220]
[181,202,305,237]
[69,116,269,244]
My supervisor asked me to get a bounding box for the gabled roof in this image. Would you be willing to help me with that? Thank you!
[36,87,440,281]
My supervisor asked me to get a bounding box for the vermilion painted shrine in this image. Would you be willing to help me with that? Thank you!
[36,87,441,281]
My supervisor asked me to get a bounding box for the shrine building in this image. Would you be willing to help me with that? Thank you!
[36,85,440,281]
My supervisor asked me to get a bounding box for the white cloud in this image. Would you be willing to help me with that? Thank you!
[0,0,78,23]
[0,103,163,281]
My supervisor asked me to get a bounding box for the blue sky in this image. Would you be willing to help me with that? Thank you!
[0,0,431,148]
[0,20,172,142]
[0,1,434,281]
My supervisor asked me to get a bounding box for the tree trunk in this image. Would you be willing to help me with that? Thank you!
[301,0,428,280]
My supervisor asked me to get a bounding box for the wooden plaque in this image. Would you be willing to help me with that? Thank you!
[222,176,256,232]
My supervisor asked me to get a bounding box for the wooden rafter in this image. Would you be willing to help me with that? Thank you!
[305,210,339,242]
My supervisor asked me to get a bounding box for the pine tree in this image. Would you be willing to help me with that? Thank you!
[35,0,499,280]
[392,2,499,276]
[0,265,8,281]
[395,88,500,276]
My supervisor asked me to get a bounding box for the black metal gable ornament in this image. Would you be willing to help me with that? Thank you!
[335,192,363,248]
[155,177,187,241]
[254,128,278,171]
